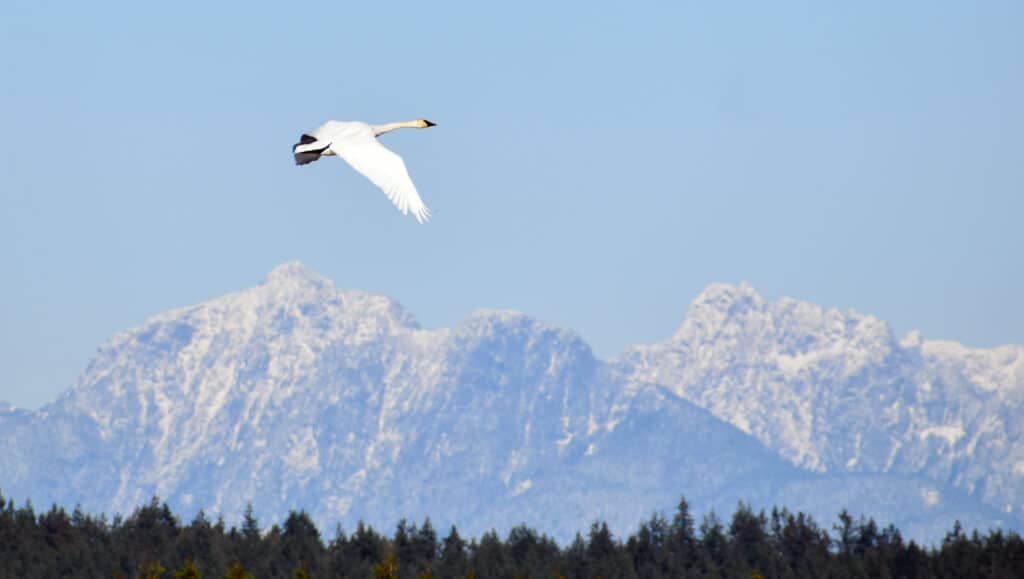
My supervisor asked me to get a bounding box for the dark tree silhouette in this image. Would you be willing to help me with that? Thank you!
[1,489,1023,579]
[437,525,468,578]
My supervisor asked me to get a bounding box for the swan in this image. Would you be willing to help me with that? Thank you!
[293,119,436,223]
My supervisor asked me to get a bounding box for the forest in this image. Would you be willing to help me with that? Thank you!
[1,491,1021,578]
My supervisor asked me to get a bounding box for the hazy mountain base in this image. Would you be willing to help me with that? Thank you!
[0,378,1005,545]
[0,263,1019,545]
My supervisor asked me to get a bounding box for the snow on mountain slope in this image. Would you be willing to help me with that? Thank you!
[614,282,1024,524]
[0,264,1019,543]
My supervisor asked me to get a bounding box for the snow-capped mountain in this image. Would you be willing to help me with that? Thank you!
[0,263,1019,543]
[614,283,1024,524]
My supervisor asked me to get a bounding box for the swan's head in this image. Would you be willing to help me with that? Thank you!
[418,119,436,128]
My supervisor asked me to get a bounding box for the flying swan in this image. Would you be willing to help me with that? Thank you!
[293,119,436,223]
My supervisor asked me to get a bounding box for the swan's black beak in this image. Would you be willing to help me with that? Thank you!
[424,119,436,127]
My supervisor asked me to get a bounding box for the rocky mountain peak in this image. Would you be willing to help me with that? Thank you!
[263,261,330,287]
[671,282,896,357]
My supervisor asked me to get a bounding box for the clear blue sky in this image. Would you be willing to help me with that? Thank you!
[3,1,1022,409]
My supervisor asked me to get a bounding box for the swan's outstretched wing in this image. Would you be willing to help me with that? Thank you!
[329,133,432,224]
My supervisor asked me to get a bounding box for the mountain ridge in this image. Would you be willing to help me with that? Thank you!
[1,262,1020,543]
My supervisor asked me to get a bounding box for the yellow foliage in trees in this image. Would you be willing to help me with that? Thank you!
[373,551,399,579]
[223,562,254,579]
[173,558,201,579]
[138,561,166,579]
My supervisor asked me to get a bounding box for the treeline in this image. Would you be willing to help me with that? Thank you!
[1,492,1022,578]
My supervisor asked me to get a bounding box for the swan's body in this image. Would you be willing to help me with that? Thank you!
[293,119,436,223]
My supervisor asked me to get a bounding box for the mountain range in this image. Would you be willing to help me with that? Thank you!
[1,262,1021,544]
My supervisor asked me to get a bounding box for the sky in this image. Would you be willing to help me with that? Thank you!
[2,1,1022,410]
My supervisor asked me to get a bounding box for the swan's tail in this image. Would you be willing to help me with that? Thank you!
[292,134,330,166]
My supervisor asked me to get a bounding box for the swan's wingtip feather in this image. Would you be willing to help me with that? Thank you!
[415,206,432,224]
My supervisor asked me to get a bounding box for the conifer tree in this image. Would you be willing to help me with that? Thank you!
[240,504,260,542]
[394,518,415,576]
[699,511,730,577]
[413,517,438,570]
[562,532,588,578]
[729,502,775,575]
[438,525,468,579]
[258,524,285,579]
[337,520,384,578]
[587,521,633,579]
[628,514,668,578]
[179,509,228,575]
[325,524,351,578]
[471,530,511,578]
[281,510,324,577]
[667,496,698,574]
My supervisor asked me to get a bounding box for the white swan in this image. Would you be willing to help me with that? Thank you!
[293,119,436,223]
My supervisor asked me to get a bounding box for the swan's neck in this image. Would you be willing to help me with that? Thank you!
[372,120,422,136]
